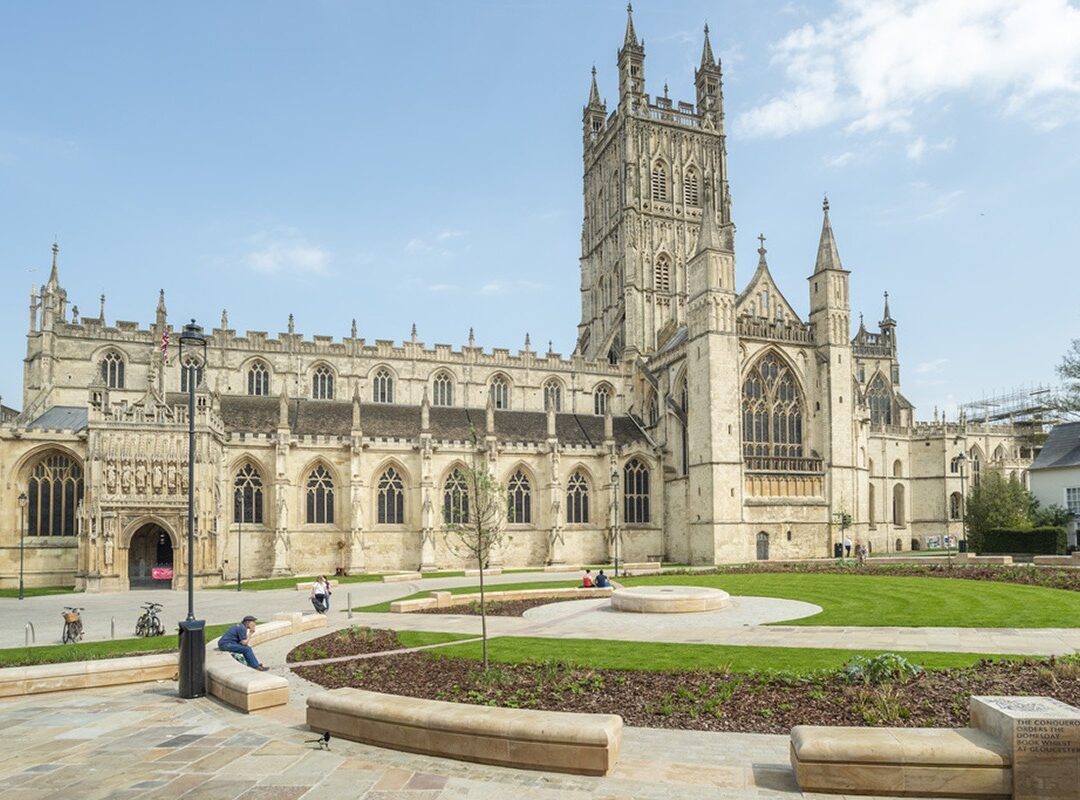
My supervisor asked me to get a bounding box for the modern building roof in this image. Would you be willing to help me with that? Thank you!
[1031,421,1080,470]
[27,406,89,432]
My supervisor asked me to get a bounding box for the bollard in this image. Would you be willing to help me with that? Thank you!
[25,622,35,646]
[111,617,116,639]
[347,592,353,619]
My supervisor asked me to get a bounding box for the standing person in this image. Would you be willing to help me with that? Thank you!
[844,535,853,559]
[311,577,328,614]
[320,575,332,612]
[857,543,867,565]
[581,569,593,588]
[217,615,268,671]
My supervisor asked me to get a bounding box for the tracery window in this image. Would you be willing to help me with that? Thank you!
[432,372,453,407]
[443,469,469,525]
[101,351,125,389]
[543,379,562,412]
[306,465,335,524]
[593,385,610,416]
[248,361,269,396]
[741,351,804,461]
[180,355,203,393]
[233,464,264,524]
[623,458,650,524]
[490,375,509,409]
[377,467,404,524]
[684,168,699,206]
[867,374,893,426]
[26,453,83,536]
[312,365,334,400]
[566,471,589,524]
[655,255,671,293]
[507,470,531,524]
[970,449,982,487]
[650,162,668,201]
[372,368,394,404]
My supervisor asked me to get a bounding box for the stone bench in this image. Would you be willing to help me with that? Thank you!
[307,687,622,775]
[294,579,340,591]
[382,571,422,583]
[206,613,327,712]
[791,695,1080,798]
[955,554,1014,565]
[390,586,613,613]
[1032,553,1080,566]
[463,567,502,577]
[0,653,178,698]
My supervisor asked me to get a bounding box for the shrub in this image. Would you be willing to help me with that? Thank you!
[981,527,1067,555]
[843,653,923,685]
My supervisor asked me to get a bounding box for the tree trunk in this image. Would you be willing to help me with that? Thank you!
[478,548,488,670]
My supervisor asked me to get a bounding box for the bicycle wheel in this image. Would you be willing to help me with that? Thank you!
[135,618,146,637]
[62,622,73,644]
[75,621,83,642]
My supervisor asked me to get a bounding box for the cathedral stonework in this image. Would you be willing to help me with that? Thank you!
[0,9,1034,591]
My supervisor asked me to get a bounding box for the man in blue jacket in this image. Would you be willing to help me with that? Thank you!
[218,615,269,670]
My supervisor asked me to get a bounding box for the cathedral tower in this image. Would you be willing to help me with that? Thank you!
[577,7,733,361]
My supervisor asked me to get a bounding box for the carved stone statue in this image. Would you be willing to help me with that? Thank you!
[351,485,363,530]
[152,461,163,493]
[135,460,147,492]
[106,462,117,493]
[167,461,177,493]
[76,500,84,536]
[121,461,132,493]
[103,523,114,567]
[277,492,288,529]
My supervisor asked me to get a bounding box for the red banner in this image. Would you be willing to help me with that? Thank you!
[152,567,174,580]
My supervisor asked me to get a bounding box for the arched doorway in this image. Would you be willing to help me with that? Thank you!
[129,523,174,589]
[756,531,770,561]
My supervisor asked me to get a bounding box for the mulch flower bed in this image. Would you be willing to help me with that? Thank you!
[294,651,1080,734]
[286,627,406,662]
[412,598,559,617]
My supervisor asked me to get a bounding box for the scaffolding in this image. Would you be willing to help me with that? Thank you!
[959,384,1069,425]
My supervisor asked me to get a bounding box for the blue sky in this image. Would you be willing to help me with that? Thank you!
[2,0,1078,418]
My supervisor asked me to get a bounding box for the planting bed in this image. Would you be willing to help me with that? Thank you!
[412,598,559,617]
[286,627,473,663]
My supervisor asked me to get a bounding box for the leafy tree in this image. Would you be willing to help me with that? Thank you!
[1056,338,1080,412]
[965,472,1033,550]
[1033,502,1074,529]
[444,430,507,670]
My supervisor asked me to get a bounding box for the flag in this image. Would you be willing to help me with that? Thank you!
[161,325,170,365]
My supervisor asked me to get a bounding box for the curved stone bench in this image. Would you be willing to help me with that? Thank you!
[0,653,178,698]
[790,725,1011,797]
[391,586,613,613]
[307,687,622,775]
[206,612,326,712]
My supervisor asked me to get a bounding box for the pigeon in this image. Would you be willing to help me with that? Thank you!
[305,731,331,750]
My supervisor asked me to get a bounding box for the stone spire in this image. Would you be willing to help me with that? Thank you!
[98,293,106,323]
[623,2,638,49]
[587,65,602,108]
[47,241,60,289]
[468,327,475,348]
[485,390,495,434]
[350,318,357,339]
[814,195,843,273]
[524,332,531,352]
[700,22,715,68]
[604,403,614,441]
[546,403,556,437]
[410,322,417,343]
[287,313,295,335]
[882,291,894,323]
[695,179,724,255]
[155,289,167,329]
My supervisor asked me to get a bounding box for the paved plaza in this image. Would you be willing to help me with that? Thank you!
[2,574,1079,798]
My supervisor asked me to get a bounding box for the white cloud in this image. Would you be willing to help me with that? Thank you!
[405,228,467,257]
[906,135,955,161]
[913,357,949,375]
[916,188,966,220]
[479,279,546,296]
[244,231,330,276]
[427,283,457,293]
[738,0,1080,138]
[824,150,858,168]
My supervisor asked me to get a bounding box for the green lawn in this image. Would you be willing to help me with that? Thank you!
[209,574,387,591]
[429,636,1021,674]
[869,549,957,558]
[396,631,479,648]
[621,573,1080,628]
[353,580,580,613]
[0,586,77,599]
[0,623,232,667]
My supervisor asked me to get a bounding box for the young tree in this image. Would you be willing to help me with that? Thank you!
[1056,338,1080,413]
[965,471,1033,551]
[445,431,506,670]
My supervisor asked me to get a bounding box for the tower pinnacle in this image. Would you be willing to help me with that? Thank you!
[814,195,843,273]
[624,3,638,48]
[700,22,715,68]
[587,65,602,107]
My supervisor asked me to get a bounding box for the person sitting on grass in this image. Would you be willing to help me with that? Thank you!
[594,569,610,588]
[581,569,593,588]
[218,615,269,671]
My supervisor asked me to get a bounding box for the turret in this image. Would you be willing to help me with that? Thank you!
[687,180,736,337]
[617,3,645,109]
[583,66,607,143]
[695,24,723,126]
[808,196,850,346]
[879,291,897,342]
[39,242,68,329]
[155,289,167,329]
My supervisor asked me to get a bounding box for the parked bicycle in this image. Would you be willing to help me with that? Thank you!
[134,602,166,638]
[61,607,84,644]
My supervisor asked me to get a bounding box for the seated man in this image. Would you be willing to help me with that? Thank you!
[218,615,269,671]
[594,569,610,588]
[581,569,593,588]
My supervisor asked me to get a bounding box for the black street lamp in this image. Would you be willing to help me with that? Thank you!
[18,492,27,600]
[235,489,243,593]
[177,319,208,699]
[611,468,620,578]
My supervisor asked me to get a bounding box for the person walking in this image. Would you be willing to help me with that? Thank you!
[844,535,853,559]
[218,615,268,670]
[311,576,329,614]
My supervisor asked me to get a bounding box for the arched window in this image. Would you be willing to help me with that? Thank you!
[180,355,203,393]
[507,470,531,524]
[644,395,658,427]
[654,254,671,293]
[306,465,335,524]
[893,483,906,527]
[950,455,963,473]
[741,351,804,462]
[248,361,269,396]
[867,374,893,425]
[684,168,699,206]
[432,372,453,407]
[949,491,962,520]
[443,468,469,524]
[993,444,1005,461]
[543,379,562,412]
[566,471,589,524]
[623,458,650,523]
[969,448,982,487]
[593,385,610,416]
[311,365,334,400]
[101,351,125,389]
[26,453,83,536]
[377,467,404,524]
[372,369,394,404]
[490,375,509,410]
[892,460,903,478]
[234,464,264,524]
[650,162,668,201]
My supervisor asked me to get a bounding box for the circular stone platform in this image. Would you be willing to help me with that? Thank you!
[611,585,730,613]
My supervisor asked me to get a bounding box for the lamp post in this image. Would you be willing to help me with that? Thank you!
[17,492,27,600]
[177,319,208,699]
[955,452,968,553]
[236,489,242,592]
[611,468,620,578]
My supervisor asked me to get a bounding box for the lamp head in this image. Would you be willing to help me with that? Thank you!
[18,492,27,507]
[179,319,206,345]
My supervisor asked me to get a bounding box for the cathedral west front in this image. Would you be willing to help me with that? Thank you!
[0,9,1035,592]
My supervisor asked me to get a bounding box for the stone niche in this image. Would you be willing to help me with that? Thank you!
[970,695,1080,800]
